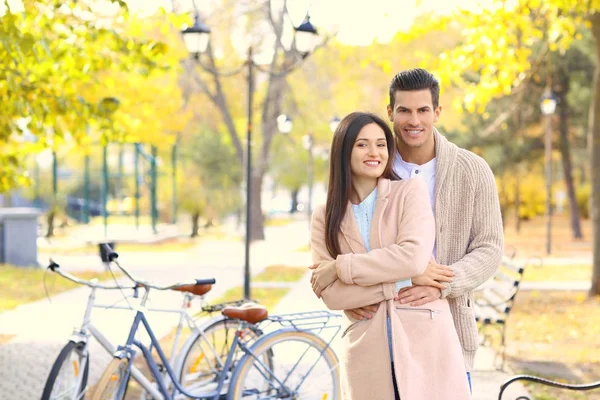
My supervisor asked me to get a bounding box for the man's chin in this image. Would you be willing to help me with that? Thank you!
[402,138,426,148]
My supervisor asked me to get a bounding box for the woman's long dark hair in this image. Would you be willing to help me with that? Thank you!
[325,112,399,257]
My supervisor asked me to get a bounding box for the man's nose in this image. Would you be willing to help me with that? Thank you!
[407,112,419,125]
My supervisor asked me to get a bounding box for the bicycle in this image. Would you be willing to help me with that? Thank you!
[41,258,266,400]
[91,250,341,399]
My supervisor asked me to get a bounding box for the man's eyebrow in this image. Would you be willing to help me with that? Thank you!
[396,105,431,110]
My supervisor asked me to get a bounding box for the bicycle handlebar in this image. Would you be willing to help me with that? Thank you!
[47,260,136,290]
[100,243,217,291]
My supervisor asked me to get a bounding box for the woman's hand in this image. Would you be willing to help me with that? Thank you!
[412,258,454,289]
[309,261,338,298]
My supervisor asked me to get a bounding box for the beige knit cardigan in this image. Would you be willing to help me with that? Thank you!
[429,129,504,370]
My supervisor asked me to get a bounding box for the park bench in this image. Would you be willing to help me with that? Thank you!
[473,254,534,370]
[498,374,600,399]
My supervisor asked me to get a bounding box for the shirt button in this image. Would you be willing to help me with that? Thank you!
[415,170,420,174]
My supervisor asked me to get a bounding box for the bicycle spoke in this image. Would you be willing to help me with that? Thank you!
[236,335,337,400]
[50,350,85,400]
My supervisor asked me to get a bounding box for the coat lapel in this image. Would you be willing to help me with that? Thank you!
[370,178,390,250]
[340,203,367,253]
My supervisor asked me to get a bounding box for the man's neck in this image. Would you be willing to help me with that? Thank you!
[396,137,436,166]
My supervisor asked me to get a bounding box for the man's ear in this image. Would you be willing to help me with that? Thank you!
[433,105,442,123]
[386,104,393,122]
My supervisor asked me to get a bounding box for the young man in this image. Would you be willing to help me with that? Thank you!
[347,68,504,387]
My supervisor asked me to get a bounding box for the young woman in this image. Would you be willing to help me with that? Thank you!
[309,112,471,400]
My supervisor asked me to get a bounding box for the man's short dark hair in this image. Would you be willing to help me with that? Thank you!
[389,68,440,109]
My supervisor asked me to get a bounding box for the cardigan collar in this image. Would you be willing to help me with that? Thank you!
[433,128,457,202]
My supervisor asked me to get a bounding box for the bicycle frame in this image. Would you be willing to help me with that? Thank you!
[113,287,249,400]
[72,285,204,400]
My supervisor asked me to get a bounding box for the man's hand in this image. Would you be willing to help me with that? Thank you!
[346,304,379,320]
[309,261,338,298]
[412,259,454,289]
[396,286,441,307]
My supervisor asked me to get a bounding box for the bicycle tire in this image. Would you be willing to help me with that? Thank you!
[176,316,272,395]
[227,330,340,400]
[41,340,90,400]
[90,357,130,400]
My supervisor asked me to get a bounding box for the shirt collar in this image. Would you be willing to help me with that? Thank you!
[394,151,436,175]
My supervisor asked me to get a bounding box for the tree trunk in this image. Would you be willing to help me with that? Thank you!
[184,1,317,243]
[589,12,600,296]
[555,74,583,239]
[46,211,55,238]
[515,171,522,233]
[290,188,299,214]
[191,212,200,238]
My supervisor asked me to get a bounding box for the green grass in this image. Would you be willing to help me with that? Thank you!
[522,264,591,282]
[0,264,122,312]
[498,292,600,400]
[264,217,293,227]
[253,265,307,283]
[295,244,311,253]
[210,287,290,312]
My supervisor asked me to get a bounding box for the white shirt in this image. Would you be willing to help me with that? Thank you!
[393,151,437,257]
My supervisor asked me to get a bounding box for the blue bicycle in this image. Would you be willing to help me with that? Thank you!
[90,246,341,400]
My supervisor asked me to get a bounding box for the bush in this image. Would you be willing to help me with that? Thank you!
[576,184,591,219]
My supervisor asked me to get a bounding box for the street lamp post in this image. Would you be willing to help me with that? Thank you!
[182,6,319,300]
[540,87,557,256]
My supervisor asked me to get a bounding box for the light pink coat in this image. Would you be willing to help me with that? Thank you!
[311,178,471,400]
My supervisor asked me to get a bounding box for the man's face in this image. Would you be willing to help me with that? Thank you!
[387,89,442,150]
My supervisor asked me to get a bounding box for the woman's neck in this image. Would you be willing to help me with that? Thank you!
[350,178,378,204]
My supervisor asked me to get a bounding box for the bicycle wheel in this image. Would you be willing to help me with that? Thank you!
[90,358,130,400]
[41,340,90,400]
[176,317,271,395]
[228,330,340,400]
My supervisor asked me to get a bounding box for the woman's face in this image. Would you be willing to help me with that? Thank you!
[350,123,389,182]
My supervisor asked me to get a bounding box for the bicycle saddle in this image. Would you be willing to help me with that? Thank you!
[222,303,268,324]
[172,283,212,296]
